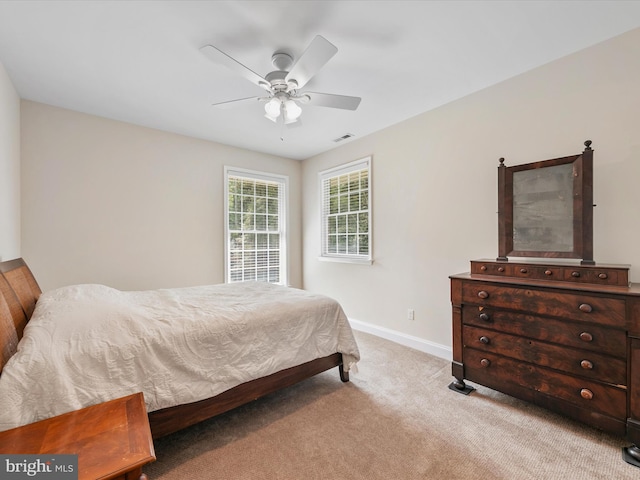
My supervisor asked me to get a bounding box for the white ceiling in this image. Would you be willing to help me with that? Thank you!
[1,1,640,160]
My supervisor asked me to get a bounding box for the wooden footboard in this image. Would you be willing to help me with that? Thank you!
[148,352,347,438]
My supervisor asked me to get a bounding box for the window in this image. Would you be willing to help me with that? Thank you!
[225,167,288,284]
[319,156,372,264]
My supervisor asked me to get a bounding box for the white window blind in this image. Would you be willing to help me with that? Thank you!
[225,167,288,284]
[319,157,372,264]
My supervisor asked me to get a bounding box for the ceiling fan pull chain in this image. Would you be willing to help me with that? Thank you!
[279,115,285,142]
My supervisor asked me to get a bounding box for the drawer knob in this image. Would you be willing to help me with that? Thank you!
[479,336,490,345]
[579,332,593,342]
[497,267,505,273]
[580,360,594,370]
[479,312,491,322]
[480,265,487,271]
[580,388,593,400]
[480,358,491,368]
[544,270,552,276]
[520,268,528,274]
[477,291,489,299]
[571,271,581,278]
[579,303,593,313]
[598,273,608,280]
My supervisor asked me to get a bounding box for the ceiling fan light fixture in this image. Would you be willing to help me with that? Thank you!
[284,99,302,122]
[264,97,282,121]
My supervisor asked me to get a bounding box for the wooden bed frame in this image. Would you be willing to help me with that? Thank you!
[0,258,349,439]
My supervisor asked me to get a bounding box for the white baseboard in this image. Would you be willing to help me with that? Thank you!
[348,318,452,361]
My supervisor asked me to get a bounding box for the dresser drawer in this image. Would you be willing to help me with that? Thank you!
[471,262,513,276]
[461,306,627,358]
[463,325,626,385]
[511,264,561,280]
[461,282,626,328]
[463,348,627,419]
[561,267,628,286]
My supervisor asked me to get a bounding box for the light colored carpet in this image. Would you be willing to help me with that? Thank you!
[144,331,636,479]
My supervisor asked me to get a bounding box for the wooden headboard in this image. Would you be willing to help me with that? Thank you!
[0,258,42,373]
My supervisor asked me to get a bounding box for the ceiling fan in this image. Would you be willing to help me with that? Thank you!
[200,35,361,125]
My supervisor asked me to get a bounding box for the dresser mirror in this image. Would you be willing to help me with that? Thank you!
[497,140,594,264]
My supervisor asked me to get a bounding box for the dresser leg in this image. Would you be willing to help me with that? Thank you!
[448,378,475,395]
[623,445,640,468]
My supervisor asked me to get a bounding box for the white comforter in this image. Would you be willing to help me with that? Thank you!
[0,281,360,431]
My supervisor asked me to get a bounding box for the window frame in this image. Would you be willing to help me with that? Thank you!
[224,166,289,285]
[319,156,372,265]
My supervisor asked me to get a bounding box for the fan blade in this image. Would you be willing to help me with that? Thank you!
[303,92,361,110]
[211,96,266,109]
[201,45,272,92]
[285,35,338,89]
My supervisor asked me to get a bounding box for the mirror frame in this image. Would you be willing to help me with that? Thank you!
[497,140,594,265]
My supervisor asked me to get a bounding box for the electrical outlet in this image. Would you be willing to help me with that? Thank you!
[407,308,415,321]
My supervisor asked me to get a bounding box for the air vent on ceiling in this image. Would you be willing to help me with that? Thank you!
[333,133,355,143]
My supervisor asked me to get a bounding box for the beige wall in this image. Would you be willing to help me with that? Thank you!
[21,101,302,292]
[302,28,640,351]
[0,61,21,261]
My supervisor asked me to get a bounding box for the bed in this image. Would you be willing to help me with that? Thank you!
[0,258,359,438]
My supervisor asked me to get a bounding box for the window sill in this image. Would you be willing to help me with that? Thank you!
[318,256,373,266]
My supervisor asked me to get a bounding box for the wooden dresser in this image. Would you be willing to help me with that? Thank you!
[450,259,640,464]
